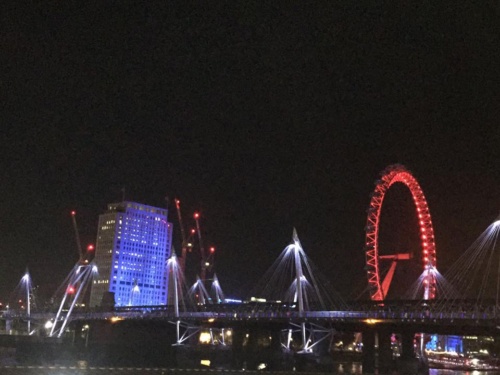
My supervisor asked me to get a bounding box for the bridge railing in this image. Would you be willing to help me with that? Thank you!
[3,304,500,324]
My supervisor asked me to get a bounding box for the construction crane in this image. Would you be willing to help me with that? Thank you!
[70,211,84,261]
[70,210,94,264]
[172,200,216,288]
[193,212,207,282]
[193,212,216,283]
[174,198,194,276]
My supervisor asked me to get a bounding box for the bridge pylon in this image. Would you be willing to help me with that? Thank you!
[49,262,97,338]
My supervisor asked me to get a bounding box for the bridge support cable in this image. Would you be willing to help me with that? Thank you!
[495,220,500,317]
[435,218,500,314]
[173,253,180,342]
[19,270,33,335]
[188,276,211,305]
[166,252,195,344]
[211,274,225,303]
[248,230,346,311]
[49,262,97,338]
[290,229,308,348]
[245,229,343,354]
[402,267,458,302]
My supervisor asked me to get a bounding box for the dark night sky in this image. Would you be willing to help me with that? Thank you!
[1,3,499,303]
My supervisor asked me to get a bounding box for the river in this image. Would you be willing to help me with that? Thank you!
[1,364,500,374]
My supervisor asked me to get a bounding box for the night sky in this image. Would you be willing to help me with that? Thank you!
[1,3,499,303]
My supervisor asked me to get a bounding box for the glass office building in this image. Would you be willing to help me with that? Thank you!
[90,201,173,307]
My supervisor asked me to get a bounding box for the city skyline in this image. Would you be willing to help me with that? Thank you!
[1,3,499,303]
[1,160,497,305]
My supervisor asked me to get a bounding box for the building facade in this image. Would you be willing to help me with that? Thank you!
[89,201,173,307]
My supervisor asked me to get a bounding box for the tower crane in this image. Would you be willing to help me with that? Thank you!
[50,211,97,338]
[193,212,207,282]
[70,211,94,263]
[172,200,217,292]
[174,199,189,274]
[71,211,84,261]
[193,212,216,283]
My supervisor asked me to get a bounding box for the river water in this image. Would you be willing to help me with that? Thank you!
[335,362,500,374]
[1,364,500,374]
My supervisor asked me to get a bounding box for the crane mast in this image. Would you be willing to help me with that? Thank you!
[174,199,189,274]
[71,211,84,262]
[193,212,207,282]
[173,200,216,293]
[70,210,94,264]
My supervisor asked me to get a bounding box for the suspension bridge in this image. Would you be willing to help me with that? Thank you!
[1,164,499,373]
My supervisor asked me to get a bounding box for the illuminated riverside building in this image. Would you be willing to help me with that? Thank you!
[89,201,173,307]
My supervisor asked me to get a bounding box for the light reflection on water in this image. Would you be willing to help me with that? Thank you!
[333,362,363,374]
[2,364,500,374]
[331,363,500,375]
[429,370,500,375]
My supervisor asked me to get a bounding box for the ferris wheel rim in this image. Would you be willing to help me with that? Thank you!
[364,164,437,301]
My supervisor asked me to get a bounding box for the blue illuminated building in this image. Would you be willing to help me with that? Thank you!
[426,334,464,353]
[90,201,173,307]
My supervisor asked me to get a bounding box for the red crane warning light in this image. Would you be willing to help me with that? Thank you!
[193,212,200,219]
[210,247,215,254]
[71,211,76,216]
[87,244,95,252]
[67,286,76,294]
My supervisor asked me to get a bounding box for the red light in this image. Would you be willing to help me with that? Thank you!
[210,247,215,253]
[193,212,200,219]
[71,211,76,216]
[87,244,94,251]
[191,229,196,234]
[67,286,75,294]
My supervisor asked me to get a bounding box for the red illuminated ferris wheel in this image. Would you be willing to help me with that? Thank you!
[365,164,437,301]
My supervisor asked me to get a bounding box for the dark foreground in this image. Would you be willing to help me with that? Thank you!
[0,367,339,375]
[3,365,500,375]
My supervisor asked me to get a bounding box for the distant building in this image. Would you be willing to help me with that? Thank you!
[89,201,173,307]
